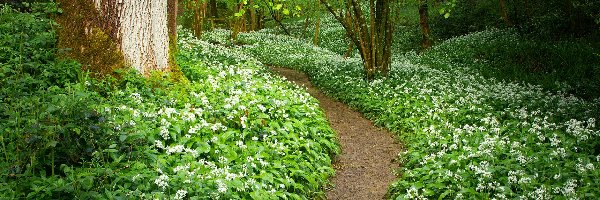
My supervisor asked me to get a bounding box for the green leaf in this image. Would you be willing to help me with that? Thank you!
[274,4,283,10]
[45,140,58,148]
[439,189,453,200]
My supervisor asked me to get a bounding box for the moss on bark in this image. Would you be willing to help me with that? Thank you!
[54,0,125,78]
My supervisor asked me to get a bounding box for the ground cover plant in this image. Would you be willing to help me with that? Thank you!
[1,5,338,199]
[217,29,600,199]
[413,28,600,100]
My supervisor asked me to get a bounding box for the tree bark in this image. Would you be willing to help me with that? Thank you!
[314,0,321,46]
[57,0,176,75]
[249,0,257,31]
[191,0,207,37]
[499,0,512,26]
[231,2,246,39]
[319,0,394,80]
[209,0,218,18]
[168,0,178,40]
[419,0,432,49]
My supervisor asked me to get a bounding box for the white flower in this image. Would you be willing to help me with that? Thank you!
[240,116,247,129]
[155,140,164,149]
[159,126,170,140]
[257,104,266,112]
[174,189,187,200]
[216,179,227,193]
[154,174,169,190]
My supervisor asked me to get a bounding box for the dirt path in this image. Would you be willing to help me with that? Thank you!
[270,67,401,200]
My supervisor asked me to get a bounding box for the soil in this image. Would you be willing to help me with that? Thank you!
[270,67,402,200]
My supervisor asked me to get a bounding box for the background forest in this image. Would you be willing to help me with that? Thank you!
[1,0,599,199]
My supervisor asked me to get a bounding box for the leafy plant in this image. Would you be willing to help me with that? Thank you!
[228,28,600,199]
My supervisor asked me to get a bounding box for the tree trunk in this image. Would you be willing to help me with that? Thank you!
[111,0,172,73]
[191,1,207,37]
[249,0,257,31]
[314,0,321,46]
[319,0,394,80]
[231,2,246,39]
[419,0,432,49]
[524,0,532,19]
[57,0,177,75]
[209,0,218,18]
[499,0,512,26]
[344,41,354,58]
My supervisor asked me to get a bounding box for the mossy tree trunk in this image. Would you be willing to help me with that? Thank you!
[56,0,178,75]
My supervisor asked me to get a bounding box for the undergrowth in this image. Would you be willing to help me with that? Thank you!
[221,28,600,199]
[1,5,338,199]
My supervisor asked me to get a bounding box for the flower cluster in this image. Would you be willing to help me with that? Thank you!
[230,29,600,199]
[89,28,339,199]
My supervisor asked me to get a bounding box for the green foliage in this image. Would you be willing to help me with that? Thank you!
[284,16,350,55]
[415,28,600,100]
[428,0,599,39]
[0,5,115,198]
[225,28,600,199]
[2,5,338,199]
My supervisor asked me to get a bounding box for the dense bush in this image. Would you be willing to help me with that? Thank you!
[0,5,110,196]
[227,29,600,199]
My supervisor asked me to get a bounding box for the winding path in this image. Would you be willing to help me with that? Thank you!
[270,67,402,200]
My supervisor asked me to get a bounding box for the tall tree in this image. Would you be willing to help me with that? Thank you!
[313,0,321,45]
[209,0,218,17]
[320,0,394,79]
[499,0,512,26]
[419,0,432,49]
[56,0,178,75]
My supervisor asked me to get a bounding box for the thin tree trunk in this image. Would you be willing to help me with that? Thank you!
[524,0,532,19]
[209,0,218,18]
[168,0,178,42]
[232,2,245,39]
[344,41,354,58]
[249,0,257,31]
[314,0,321,45]
[375,0,392,74]
[302,15,310,38]
[419,0,432,49]
[192,1,207,37]
[319,0,394,79]
[268,6,290,35]
[499,0,512,26]
[369,0,377,74]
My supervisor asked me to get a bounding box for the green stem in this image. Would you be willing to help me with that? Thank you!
[51,149,55,176]
[0,135,7,163]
